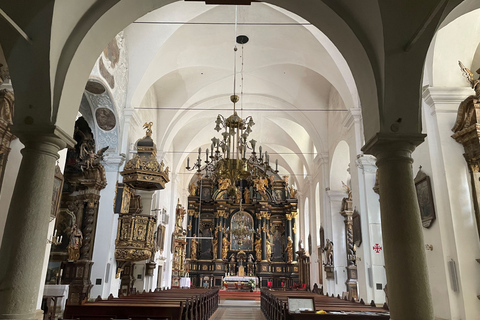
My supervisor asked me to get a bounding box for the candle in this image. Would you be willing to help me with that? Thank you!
[187,157,190,167]
[276,159,278,171]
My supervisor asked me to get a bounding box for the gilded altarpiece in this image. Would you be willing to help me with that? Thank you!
[186,175,299,289]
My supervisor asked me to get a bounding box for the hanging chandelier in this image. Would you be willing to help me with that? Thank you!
[186,35,279,198]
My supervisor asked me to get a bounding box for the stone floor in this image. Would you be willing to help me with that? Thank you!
[209,300,266,320]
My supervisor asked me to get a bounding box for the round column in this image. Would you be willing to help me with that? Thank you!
[0,133,68,320]
[366,135,434,320]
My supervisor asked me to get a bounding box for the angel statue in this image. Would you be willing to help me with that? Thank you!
[81,145,108,171]
[452,62,480,133]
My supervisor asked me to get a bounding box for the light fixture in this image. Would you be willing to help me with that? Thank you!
[186,35,279,197]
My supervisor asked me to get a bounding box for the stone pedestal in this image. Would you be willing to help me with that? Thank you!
[64,261,94,305]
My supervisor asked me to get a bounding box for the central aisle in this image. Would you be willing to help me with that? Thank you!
[210,300,266,320]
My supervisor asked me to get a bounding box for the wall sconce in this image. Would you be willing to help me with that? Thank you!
[425,244,433,251]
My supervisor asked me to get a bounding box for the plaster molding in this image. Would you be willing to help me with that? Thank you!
[314,152,329,166]
[355,154,377,173]
[422,86,474,115]
[342,108,362,130]
[101,153,125,172]
[326,189,347,201]
[124,108,141,128]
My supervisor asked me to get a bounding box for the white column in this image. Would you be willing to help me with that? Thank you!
[355,154,385,304]
[317,153,329,288]
[89,154,124,299]
[422,87,480,320]
[0,128,73,320]
[364,134,434,320]
[326,190,347,296]
[308,178,319,288]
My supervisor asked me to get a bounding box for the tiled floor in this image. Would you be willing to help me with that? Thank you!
[209,300,266,320]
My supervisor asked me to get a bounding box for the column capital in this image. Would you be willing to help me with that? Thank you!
[12,124,76,156]
[362,132,425,165]
[326,189,347,201]
[355,154,377,173]
[101,153,126,172]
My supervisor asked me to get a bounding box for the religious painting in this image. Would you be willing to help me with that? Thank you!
[95,107,116,131]
[51,165,64,219]
[414,168,436,228]
[230,211,254,251]
[156,225,165,252]
[353,211,362,247]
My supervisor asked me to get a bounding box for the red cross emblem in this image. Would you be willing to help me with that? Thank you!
[373,243,382,253]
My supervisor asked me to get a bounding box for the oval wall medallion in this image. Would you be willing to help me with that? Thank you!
[95,108,116,131]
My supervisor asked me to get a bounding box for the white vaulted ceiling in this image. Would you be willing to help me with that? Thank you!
[123,1,358,187]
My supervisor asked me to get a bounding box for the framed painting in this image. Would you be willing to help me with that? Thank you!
[50,165,64,220]
[414,167,436,228]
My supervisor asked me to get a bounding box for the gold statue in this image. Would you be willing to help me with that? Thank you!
[222,234,230,260]
[266,238,272,262]
[67,224,83,261]
[255,238,262,261]
[189,182,197,196]
[285,236,293,264]
[190,234,198,260]
[218,178,231,190]
[143,122,153,137]
[289,186,297,199]
[235,187,242,204]
[212,237,218,259]
[244,187,251,204]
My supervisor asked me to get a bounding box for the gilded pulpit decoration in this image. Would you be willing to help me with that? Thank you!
[121,123,170,190]
[115,123,170,263]
[452,61,480,238]
[172,202,187,284]
[0,89,15,193]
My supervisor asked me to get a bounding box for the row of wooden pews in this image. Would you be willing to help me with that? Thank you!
[261,289,390,320]
[64,288,219,320]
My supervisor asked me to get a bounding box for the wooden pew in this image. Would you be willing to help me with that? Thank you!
[64,289,218,320]
[261,289,389,320]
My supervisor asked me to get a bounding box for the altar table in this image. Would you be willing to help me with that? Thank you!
[223,276,258,290]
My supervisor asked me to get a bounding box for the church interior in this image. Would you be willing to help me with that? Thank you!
[0,1,480,320]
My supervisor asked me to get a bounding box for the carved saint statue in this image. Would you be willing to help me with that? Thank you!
[218,178,231,191]
[285,236,294,264]
[452,61,480,133]
[266,238,272,262]
[190,234,198,260]
[255,238,262,261]
[67,224,83,261]
[212,237,218,259]
[244,188,251,204]
[325,239,334,266]
[222,234,230,260]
